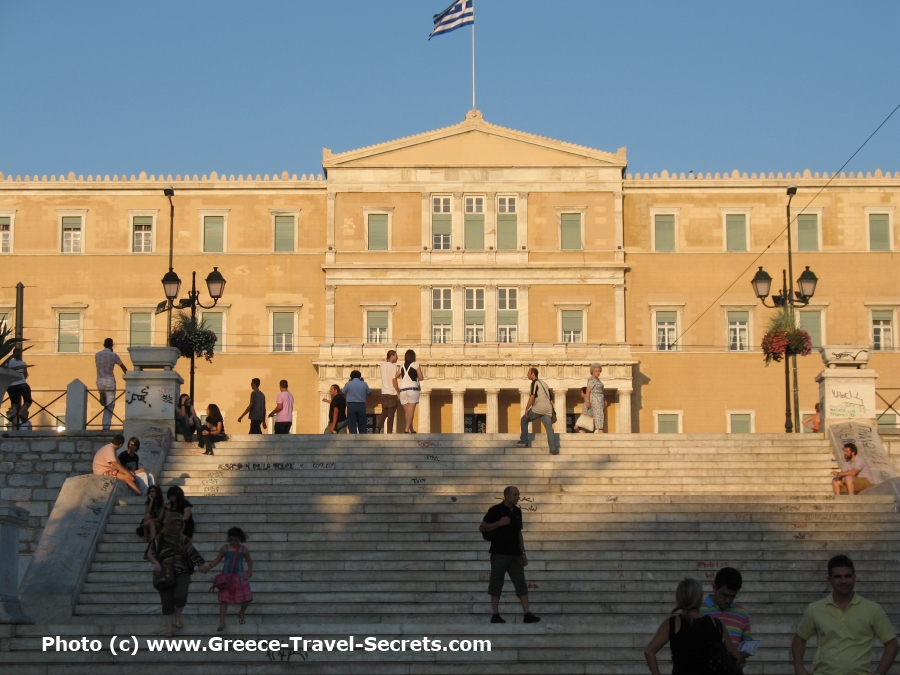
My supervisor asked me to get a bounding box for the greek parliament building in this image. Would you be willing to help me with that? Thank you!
[1,110,898,434]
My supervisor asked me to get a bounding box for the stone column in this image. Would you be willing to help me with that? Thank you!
[519,285,530,342]
[418,390,431,433]
[517,192,529,252]
[65,379,88,431]
[553,389,567,434]
[615,283,626,343]
[614,191,624,262]
[452,286,464,345]
[320,388,331,431]
[326,192,336,264]
[0,500,33,624]
[421,192,431,253]
[486,388,500,434]
[421,286,432,343]
[485,284,497,343]
[452,192,463,253]
[485,192,497,251]
[520,388,531,415]
[616,388,633,434]
[325,285,336,343]
[452,389,466,434]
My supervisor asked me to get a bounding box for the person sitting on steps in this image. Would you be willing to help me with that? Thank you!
[831,442,874,496]
[199,403,226,456]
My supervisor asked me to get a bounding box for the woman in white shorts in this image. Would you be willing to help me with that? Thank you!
[393,349,424,433]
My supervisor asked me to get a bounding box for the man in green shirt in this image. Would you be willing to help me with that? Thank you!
[792,554,897,675]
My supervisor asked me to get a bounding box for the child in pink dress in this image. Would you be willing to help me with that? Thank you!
[207,527,253,630]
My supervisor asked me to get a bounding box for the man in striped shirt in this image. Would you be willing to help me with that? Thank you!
[700,567,753,653]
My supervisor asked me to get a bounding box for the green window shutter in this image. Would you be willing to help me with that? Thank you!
[464,310,485,324]
[61,216,82,230]
[799,310,822,348]
[725,214,747,251]
[273,312,294,335]
[497,214,517,250]
[431,310,452,324]
[133,216,152,228]
[464,214,484,250]
[130,313,152,347]
[878,413,897,429]
[727,310,749,324]
[654,214,675,251]
[497,310,518,325]
[432,214,451,235]
[797,214,818,251]
[561,213,581,250]
[204,216,224,252]
[367,311,388,330]
[656,311,677,324]
[561,310,583,332]
[367,214,388,251]
[657,414,679,433]
[203,312,224,352]
[869,214,890,251]
[730,414,752,433]
[58,313,80,353]
[872,310,893,322]
[274,215,294,252]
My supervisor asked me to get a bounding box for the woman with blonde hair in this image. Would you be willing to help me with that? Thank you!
[644,577,744,674]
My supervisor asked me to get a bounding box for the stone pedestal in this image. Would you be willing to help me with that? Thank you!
[0,500,33,624]
[815,346,878,433]
[65,379,88,431]
[485,389,499,434]
[123,371,183,434]
[451,390,465,434]
[418,391,431,433]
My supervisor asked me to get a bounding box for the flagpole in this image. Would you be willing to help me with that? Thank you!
[471,20,476,110]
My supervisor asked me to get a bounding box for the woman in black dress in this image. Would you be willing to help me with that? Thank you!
[644,577,744,675]
[165,485,195,539]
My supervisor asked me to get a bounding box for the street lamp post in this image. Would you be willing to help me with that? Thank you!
[163,188,176,343]
[159,267,226,403]
[751,188,819,433]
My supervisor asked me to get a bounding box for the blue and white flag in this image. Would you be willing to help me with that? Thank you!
[429,0,474,39]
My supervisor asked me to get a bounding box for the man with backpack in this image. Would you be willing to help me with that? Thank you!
[516,367,559,454]
[479,486,541,624]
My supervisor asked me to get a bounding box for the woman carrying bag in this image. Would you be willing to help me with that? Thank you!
[145,513,210,637]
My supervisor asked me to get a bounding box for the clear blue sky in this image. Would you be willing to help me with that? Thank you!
[1,0,897,177]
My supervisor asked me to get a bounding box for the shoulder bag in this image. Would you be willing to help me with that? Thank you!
[707,617,742,675]
[210,545,241,592]
[151,537,176,591]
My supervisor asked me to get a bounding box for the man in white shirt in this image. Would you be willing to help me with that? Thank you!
[92,434,143,495]
[95,338,127,431]
[832,442,875,495]
[375,350,399,434]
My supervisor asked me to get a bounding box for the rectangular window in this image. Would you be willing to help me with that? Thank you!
[132,216,153,253]
[465,325,485,343]
[129,312,152,347]
[204,215,224,253]
[561,310,583,343]
[869,213,891,251]
[797,213,819,251]
[58,312,80,352]
[727,311,749,351]
[432,287,452,343]
[497,196,517,251]
[465,288,484,310]
[498,326,518,343]
[274,215,295,252]
[464,196,484,250]
[560,213,582,250]
[657,413,680,433]
[872,310,893,351]
[0,216,10,253]
[498,288,517,310]
[432,196,451,250]
[656,311,678,351]
[366,310,388,344]
[498,288,518,343]
[367,213,388,251]
[730,413,752,433]
[61,216,82,253]
[725,214,747,251]
[273,312,294,352]
[203,312,224,352]
[464,288,485,343]
[654,214,675,251]
[799,310,822,348]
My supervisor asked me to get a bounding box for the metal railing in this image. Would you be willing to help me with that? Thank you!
[875,388,900,431]
[2,389,124,431]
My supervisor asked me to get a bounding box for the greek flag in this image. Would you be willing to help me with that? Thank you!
[429,0,474,39]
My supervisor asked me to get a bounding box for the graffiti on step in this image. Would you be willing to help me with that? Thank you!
[266,647,308,662]
[697,561,729,570]
[312,462,336,469]
[218,462,298,471]
[417,441,440,448]
[427,455,442,461]
[412,478,427,484]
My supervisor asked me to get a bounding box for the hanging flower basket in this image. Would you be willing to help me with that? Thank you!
[169,311,218,363]
[761,309,812,365]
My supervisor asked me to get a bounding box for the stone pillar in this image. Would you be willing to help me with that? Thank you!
[553,389,567,434]
[325,285,336,342]
[123,347,183,434]
[418,391,431,433]
[326,192,336,264]
[452,286,464,344]
[486,389,500,434]
[616,388,633,434]
[520,388,531,416]
[320,388,331,431]
[420,286,432,343]
[0,500,33,624]
[452,389,465,434]
[615,283,626,343]
[519,285,530,342]
[485,284,497,343]
[816,346,878,433]
[65,379,88,432]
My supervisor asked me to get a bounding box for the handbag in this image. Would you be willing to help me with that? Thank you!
[707,618,742,675]
[575,413,595,431]
[152,557,176,591]
[210,545,241,592]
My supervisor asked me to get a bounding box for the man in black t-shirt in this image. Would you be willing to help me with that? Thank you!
[479,486,541,624]
[323,384,348,434]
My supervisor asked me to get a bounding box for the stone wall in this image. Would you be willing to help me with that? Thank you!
[0,431,110,573]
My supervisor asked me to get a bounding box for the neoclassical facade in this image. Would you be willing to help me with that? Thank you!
[1,111,898,434]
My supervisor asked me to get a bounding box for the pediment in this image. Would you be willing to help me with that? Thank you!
[322,110,626,170]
